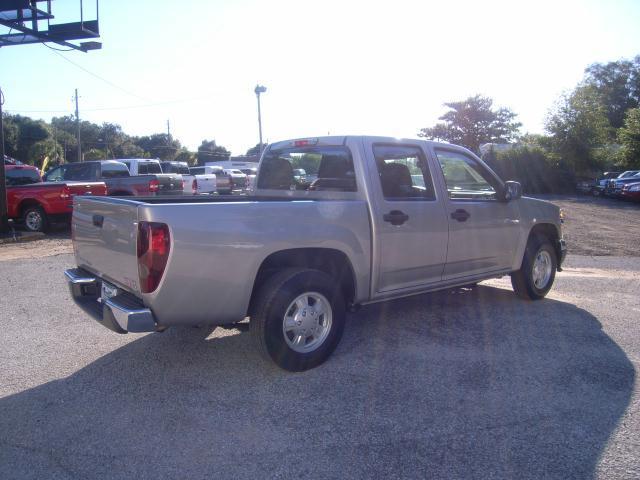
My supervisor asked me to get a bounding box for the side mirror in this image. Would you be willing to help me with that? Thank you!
[503,181,522,201]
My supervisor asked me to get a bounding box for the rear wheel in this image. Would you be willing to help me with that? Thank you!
[22,206,48,232]
[590,187,601,197]
[250,268,346,372]
[511,238,557,300]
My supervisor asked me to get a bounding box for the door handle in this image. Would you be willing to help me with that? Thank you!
[383,210,409,226]
[92,215,104,228]
[450,209,470,222]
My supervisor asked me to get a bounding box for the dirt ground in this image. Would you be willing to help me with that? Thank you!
[539,194,640,257]
[0,195,638,261]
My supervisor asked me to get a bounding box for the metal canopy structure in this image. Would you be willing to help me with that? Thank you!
[0,0,101,52]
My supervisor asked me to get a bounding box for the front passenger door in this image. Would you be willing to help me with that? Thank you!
[433,148,521,280]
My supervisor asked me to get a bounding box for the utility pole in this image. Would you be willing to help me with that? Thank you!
[254,85,267,157]
[75,88,81,162]
[167,119,170,138]
[0,86,8,233]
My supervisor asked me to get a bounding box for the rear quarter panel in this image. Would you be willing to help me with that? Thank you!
[139,200,371,326]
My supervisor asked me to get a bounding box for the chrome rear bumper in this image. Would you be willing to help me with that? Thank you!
[65,268,157,333]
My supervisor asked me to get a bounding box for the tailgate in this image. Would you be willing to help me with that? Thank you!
[196,175,217,193]
[72,196,142,295]
[155,174,183,194]
[65,181,107,196]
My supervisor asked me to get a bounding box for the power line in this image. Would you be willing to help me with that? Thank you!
[45,47,152,103]
[5,96,213,114]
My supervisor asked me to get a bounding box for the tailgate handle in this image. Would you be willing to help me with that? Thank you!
[92,215,104,228]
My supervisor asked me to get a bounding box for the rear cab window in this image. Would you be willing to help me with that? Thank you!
[100,162,130,178]
[6,168,41,186]
[258,145,356,192]
[138,162,162,175]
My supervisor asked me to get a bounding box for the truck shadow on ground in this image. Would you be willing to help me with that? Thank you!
[0,285,634,479]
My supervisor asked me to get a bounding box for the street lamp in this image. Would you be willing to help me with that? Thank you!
[254,85,267,157]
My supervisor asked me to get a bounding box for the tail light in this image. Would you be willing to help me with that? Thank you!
[192,178,198,192]
[149,179,160,193]
[60,185,71,199]
[137,222,171,293]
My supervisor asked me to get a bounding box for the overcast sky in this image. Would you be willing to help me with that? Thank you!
[1,0,639,155]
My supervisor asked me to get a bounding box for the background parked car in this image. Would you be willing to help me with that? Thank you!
[225,169,248,192]
[605,171,640,197]
[621,182,640,201]
[240,167,257,191]
[43,161,183,196]
[188,166,218,195]
[6,164,107,232]
[160,161,197,195]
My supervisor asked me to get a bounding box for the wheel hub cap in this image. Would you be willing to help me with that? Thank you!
[283,292,333,353]
[532,250,552,289]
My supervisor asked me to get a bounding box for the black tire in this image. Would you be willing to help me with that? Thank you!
[250,268,346,372]
[590,188,601,197]
[22,205,48,232]
[511,237,557,300]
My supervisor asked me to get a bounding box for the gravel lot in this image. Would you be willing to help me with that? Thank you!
[0,195,639,479]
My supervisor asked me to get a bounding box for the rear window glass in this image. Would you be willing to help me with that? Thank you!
[161,162,190,174]
[6,168,41,186]
[139,162,162,175]
[257,146,356,192]
[101,163,130,178]
[190,167,204,175]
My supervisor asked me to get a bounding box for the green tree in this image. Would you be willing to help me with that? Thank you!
[27,138,63,166]
[418,95,521,153]
[2,114,19,157]
[197,139,230,164]
[545,85,612,173]
[583,56,640,129]
[135,134,181,160]
[175,148,197,165]
[83,148,107,161]
[245,143,261,156]
[617,108,640,168]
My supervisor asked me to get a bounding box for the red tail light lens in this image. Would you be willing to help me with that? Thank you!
[192,178,197,192]
[149,179,160,193]
[137,222,171,293]
[60,185,71,199]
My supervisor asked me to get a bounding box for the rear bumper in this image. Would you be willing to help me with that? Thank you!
[64,268,157,333]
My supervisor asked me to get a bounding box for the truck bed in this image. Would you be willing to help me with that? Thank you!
[71,195,372,327]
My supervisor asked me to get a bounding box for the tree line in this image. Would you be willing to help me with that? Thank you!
[1,114,234,167]
[418,55,640,192]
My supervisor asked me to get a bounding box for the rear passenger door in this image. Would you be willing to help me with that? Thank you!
[366,141,449,294]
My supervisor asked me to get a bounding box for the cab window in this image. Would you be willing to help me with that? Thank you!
[434,149,499,200]
[373,145,436,200]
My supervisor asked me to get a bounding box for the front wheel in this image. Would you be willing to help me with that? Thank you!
[250,268,346,372]
[511,238,557,300]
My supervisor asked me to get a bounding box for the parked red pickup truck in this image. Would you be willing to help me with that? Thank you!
[6,164,107,232]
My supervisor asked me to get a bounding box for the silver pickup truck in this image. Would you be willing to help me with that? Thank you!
[65,136,566,371]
